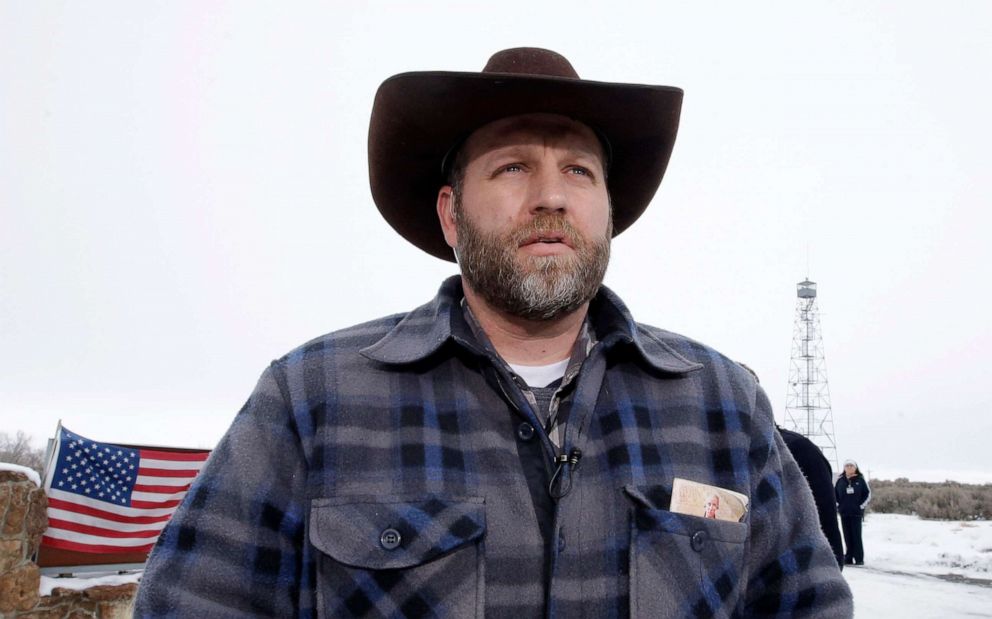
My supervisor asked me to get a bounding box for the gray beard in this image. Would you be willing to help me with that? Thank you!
[453,207,611,321]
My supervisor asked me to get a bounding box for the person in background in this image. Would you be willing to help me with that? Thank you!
[779,427,846,568]
[737,361,845,568]
[835,459,872,566]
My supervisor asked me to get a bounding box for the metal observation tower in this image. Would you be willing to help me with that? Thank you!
[783,279,838,470]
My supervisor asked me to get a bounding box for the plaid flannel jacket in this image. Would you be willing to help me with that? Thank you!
[135,276,852,618]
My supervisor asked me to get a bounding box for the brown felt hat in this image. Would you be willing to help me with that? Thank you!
[368,47,684,262]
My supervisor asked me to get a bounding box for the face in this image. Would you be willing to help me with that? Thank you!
[437,113,612,321]
[844,464,856,476]
[704,495,720,518]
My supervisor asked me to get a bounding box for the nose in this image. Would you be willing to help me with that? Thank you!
[527,164,568,215]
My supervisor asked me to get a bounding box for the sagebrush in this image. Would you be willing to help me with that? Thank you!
[870,478,992,520]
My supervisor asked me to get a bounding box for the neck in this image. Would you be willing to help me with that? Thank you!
[462,280,588,365]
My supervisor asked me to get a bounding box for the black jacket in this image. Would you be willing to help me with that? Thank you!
[835,473,871,517]
[779,428,845,567]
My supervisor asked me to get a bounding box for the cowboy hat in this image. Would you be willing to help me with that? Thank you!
[368,47,684,262]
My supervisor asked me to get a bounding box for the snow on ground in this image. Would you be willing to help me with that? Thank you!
[866,513,992,579]
[39,571,142,596]
[847,513,992,618]
[0,461,41,486]
[847,568,992,618]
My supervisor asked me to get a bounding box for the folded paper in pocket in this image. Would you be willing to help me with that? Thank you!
[670,478,749,523]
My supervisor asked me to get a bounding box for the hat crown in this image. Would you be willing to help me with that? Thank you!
[482,47,580,79]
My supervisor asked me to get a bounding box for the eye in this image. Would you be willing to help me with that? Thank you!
[499,163,524,174]
[567,166,594,179]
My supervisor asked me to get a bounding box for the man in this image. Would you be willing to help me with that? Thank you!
[135,48,852,617]
[703,494,720,519]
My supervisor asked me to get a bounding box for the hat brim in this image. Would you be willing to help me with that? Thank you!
[368,71,684,262]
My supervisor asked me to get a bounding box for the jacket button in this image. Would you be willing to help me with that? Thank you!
[690,530,707,552]
[516,422,536,442]
[380,528,402,550]
[558,529,566,552]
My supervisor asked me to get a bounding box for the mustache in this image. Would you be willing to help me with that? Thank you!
[508,214,583,247]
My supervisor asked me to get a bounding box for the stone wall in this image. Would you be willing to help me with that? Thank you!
[0,470,136,618]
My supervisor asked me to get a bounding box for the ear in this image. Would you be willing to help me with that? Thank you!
[437,185,458,249]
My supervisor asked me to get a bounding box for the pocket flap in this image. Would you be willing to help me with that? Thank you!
[624,485,747,544]
[309,495,486,569]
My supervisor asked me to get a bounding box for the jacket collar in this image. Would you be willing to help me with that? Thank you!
[358,276,464,364]
[589,285,702,374]
[361,275,701,375]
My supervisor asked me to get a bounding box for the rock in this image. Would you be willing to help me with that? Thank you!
[36,589,100,615]
[16,604,77,619]
[2,482,30,536]
[83,582,139,601]
[49,586,83,597]
[26,487,49,534]
[98,597,136,619]
[0,470,33,484]
[0,561,40,612]
[0,538,25,571]
[16,605,72,619]
[24,487,49,557]
[0,482,11,527]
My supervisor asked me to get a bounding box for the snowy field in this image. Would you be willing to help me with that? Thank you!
[847,514,992,618]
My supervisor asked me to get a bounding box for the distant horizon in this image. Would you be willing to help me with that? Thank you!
[867,469,992,486]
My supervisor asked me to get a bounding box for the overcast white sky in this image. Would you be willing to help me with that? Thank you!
[2,2,990,482]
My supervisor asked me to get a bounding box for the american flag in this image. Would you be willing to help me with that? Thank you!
[41,426,210,554]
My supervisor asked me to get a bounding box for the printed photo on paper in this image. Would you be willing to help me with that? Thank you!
[670,477,749,523]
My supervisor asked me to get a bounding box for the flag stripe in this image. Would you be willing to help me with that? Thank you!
[139,458,207,471]
[133,483,191,494]
[48,507,168,533]
[48,517,162,539]
[131,490,186,507]
[135,474,196,486]
[44,527,161,548]
[139,448,210,462]
[42,534,155,554]
[131,498,183,509]
[47,497,174,525]
[138,467,201,477]
[48,490,178,518]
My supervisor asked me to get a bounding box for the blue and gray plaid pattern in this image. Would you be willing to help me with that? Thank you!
[134,276,852,618]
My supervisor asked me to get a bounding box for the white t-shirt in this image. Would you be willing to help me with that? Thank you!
[508,358,569,389]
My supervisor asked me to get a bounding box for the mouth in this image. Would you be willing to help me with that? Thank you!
[519,231,573,249]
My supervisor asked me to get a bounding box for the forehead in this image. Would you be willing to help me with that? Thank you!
[460,113,606,164]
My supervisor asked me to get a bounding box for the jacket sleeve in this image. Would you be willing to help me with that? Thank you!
[743,386,853,617]
[134,363,310,617]
[860,478,872,510]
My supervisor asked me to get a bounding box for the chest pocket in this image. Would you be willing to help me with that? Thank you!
[309,495,486,618]
[625,485,748,619]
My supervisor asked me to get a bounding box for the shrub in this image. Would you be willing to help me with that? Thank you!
[870,479,992,520]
